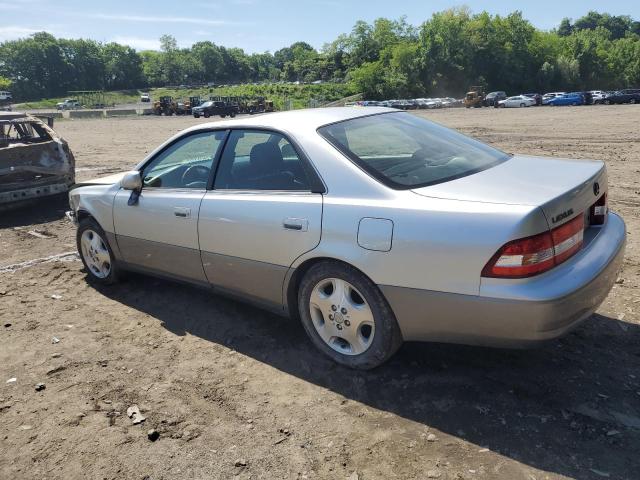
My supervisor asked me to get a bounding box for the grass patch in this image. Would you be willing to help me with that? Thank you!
[15,83,358,110]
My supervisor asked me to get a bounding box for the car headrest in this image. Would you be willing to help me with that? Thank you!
[250,142,283,175]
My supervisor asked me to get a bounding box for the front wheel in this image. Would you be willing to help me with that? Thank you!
[77,218,121,285]
[298,261,403,370]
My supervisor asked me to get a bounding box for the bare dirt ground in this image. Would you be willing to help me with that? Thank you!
[1,106,639,480]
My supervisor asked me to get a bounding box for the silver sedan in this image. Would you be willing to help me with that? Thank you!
[68,107,626,369]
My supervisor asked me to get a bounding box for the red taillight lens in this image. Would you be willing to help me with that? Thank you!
[590,193,607,225]
[482,215,584,278]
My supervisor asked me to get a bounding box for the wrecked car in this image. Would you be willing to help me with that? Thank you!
[0,112,75,207]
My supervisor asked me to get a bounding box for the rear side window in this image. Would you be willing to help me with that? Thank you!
[214,129,311,191]
[318,112,509,189]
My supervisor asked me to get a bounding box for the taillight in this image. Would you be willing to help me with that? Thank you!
[590,193,607,225]
[482,215,584,278]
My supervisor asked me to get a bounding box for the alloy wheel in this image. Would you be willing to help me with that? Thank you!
[309,278,375,356]
[80,229,112,279]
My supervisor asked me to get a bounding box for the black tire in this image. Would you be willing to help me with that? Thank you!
[230,111,236,118]
[297,261,403,370]
[193,114,200,118]
[204,112,210,118]
[76,217,121,285]
[630,98,637,104]
[520,103,525,107]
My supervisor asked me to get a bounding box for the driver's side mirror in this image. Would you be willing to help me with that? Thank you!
[120,171,142,191]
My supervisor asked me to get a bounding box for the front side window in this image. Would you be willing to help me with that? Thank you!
[214,129,311,191]
[318,112,509,189]
[142,130,226,189]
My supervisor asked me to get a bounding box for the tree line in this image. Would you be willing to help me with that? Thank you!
[1,9,639,101]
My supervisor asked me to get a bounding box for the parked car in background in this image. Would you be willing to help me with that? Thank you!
[192,100,238,118]
[574,91,593,105]
[603,89,640,104]
[590,90,607,104]
[497,95,536,108]
[67,107,625,369]
[56,99,81,110]
[547,93,584,106]
[542,92,566,105]
[0,91,11,111]
[523,93,542,105]
[140,93,151,103]
[484,91,507,107]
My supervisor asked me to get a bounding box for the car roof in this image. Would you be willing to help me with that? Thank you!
[194,106,396,133]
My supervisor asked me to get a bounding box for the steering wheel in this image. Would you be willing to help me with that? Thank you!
[181,165,211,187]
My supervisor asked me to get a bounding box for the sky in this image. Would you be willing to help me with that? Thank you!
[1,0,639,53]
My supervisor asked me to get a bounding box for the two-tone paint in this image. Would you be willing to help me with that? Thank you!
[68,107,626,347]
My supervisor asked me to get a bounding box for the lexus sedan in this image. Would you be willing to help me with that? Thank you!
[67,107,626,369]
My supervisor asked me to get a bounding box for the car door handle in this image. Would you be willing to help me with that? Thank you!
[174,207,191,218]
[283,217,308,231]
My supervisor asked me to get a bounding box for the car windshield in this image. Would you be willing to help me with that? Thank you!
[201,101,213,107]
[318,112,510,189]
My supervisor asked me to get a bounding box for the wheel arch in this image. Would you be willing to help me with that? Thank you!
[285,256,385,321]
[75,208,123,261]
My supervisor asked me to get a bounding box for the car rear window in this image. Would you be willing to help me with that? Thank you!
[318,112,509,189]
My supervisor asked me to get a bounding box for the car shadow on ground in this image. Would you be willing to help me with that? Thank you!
[97,273,640,480]
[0,193,69,228]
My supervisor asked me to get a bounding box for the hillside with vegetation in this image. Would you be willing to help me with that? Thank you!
[1,9,639,102]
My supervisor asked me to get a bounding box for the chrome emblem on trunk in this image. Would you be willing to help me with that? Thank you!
[551,208,574,224]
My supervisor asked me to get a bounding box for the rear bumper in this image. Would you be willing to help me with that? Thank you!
[381,212,626,347]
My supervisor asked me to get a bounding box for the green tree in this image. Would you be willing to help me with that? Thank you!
[0,76,11,90]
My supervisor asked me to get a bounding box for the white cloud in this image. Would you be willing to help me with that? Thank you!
[0,26,41,41]
[111,36,160,51]
[87,13,242,26]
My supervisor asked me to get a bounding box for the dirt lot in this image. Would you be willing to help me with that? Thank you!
[1,106,639,480]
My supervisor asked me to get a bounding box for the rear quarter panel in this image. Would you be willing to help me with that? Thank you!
[292,192,549,296]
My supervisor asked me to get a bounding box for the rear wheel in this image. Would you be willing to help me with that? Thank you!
[630,98,637,104]
[519,103,525,107]
[298,261,403,370]
[77,218,121,285]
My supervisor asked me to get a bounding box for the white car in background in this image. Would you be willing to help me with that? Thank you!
[542,92,566,105]
[590,90,607,104]
[56,99,80,110]
[497,95,536,108]
[140,93,151,103]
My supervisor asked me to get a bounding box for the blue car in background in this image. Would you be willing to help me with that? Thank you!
[547,93,584,106]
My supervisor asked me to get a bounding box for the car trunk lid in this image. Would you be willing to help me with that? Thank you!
[411,155,607,228]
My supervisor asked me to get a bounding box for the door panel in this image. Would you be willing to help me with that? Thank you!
[198,191,322,304]
[112,129,226,282]
[113,189,207,282]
